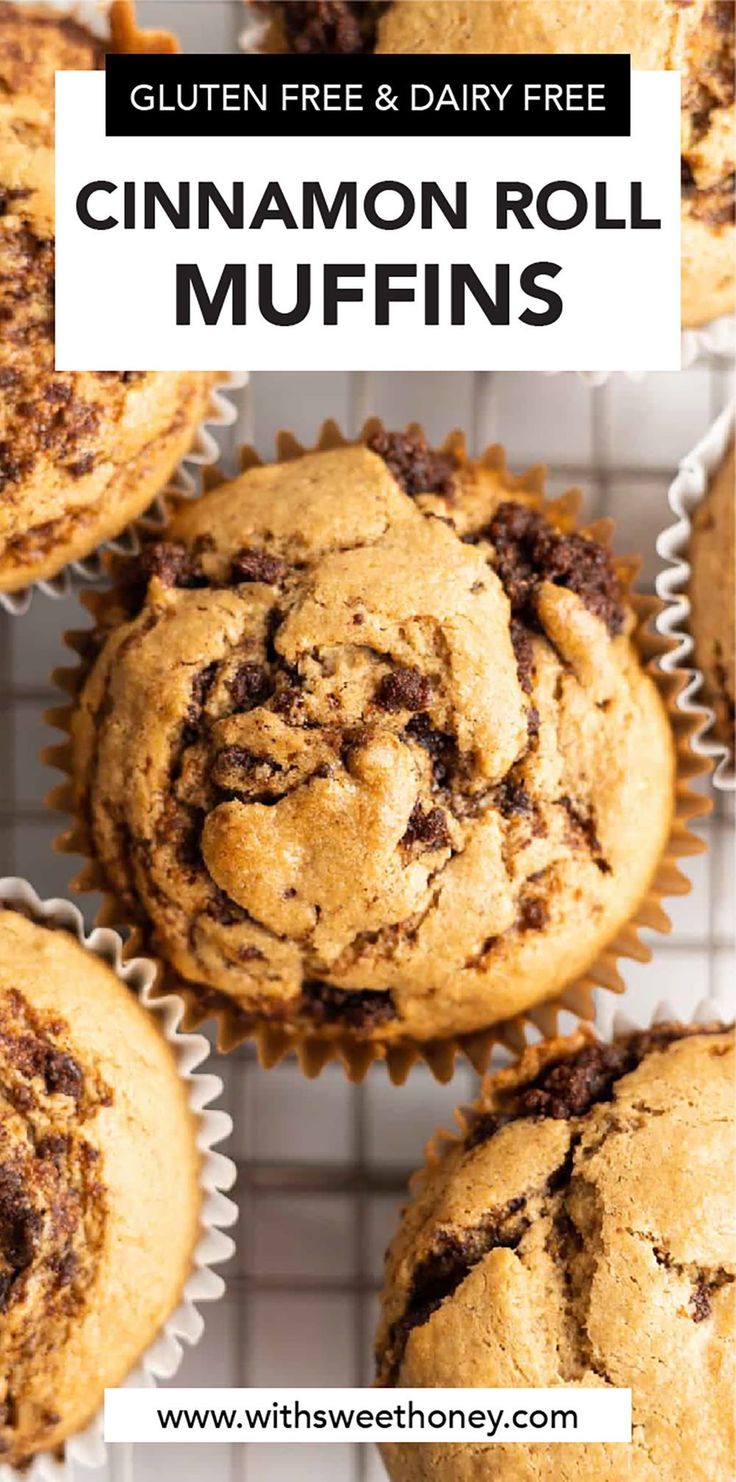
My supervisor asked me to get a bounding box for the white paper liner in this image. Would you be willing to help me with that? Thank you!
[239,3,268,52]
[656,401,735,791]
[681,313,736,370]
[609,994,732,1040]
[0,877,237,1482]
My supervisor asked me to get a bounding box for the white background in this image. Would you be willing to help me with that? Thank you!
[55,70,681,372]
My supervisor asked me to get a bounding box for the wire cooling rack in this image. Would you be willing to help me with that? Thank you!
[1,5,734,1480]
[0,363,734,1482]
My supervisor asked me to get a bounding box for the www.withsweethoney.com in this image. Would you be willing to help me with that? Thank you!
[104,1388,632,1445]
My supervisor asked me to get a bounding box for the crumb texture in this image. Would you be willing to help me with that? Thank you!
[377,1025,736,1481]
[0,2,212,590]
[0,911,200,1466]
[72,432,674,1043]
[265,1,387,52]
[271,1,735,327]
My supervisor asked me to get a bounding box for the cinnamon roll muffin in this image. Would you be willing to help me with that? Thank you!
[261,0,736,328]
[0,2,214,593]
[0,907,200,1466]
[377,1022,735,1482]
[68,429,674,1050]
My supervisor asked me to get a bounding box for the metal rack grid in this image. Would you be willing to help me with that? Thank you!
[0,363,734,1482]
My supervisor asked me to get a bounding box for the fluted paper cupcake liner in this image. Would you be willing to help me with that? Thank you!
[239,3,270,51]
[681,314,736,371]
[656,402,735,791]
[46,418,711,1084]
[0,877,237,1482]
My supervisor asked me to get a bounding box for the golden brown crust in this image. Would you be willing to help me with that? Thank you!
[689,437,735,758]
[378,1024,736,1482]
[0,2,213,593]
[262,1,736,327]
[0,909,200,1466]
[69,432,675,1047]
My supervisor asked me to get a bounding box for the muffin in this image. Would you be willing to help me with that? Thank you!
[688,436,735,762]
[67,428,675,1052]
[0,1,214,593]
[377,1023,736,1482]
[0,906,200,1466]
[260,0,736,328]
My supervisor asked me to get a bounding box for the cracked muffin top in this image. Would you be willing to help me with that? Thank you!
[0,908,200,1466]
[70,430,674,1047]
[377,1023,736,1482]
[263,0,735,328]
[689,436,735,764]
[0,2,213,593]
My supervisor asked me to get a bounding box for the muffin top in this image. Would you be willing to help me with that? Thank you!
[273,0,734,201]
[377,1024,735,1481]
[689,436,735,763]
[266,1,735,326]
[272,0,723,62]
[0,3,210,592]
[273,1,735,205]
[0,908,200,1465]
[71,431,674,1044]
[680,1,734,207]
